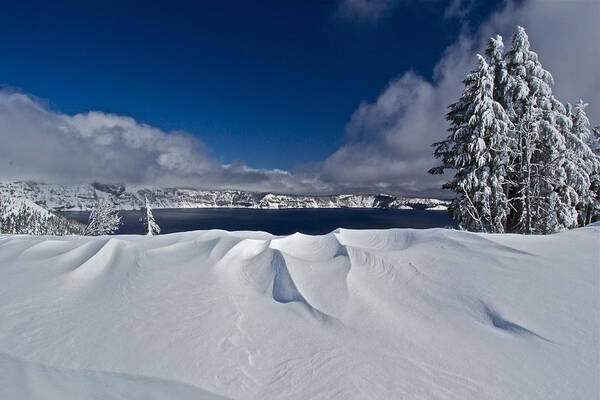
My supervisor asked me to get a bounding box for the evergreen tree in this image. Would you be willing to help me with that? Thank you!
[484,34,508,107]
[141,196,160,236]
[592,126,600,221]
[535,98,577,232]
[566,100,600,225]
[592,126,600,153]
[431,25,597,234]
[503,26,575,233]
[84,200,122,236]
[430,55,512,232]
[483,33,515,231]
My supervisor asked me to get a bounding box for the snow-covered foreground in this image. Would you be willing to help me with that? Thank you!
[0,226,598,399]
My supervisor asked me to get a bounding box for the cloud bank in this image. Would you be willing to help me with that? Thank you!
[319,0,600,197]
[0,91,323,193]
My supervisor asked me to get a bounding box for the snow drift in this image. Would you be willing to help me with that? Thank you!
[0,226,598,399]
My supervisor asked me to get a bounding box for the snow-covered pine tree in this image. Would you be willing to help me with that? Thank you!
[430,54,512,232]
[591,126,600,221]
[592,126,600,153]
[483,33,515,231]
[430,25,594,234]
[484,34,508,107]
[534,98,578,232]
[566,100,600,225]
[503,26,575,233]
[141,196,160,236]
[84,200,122,236]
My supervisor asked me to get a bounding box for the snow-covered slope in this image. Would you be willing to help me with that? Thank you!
[0,196,85,235]
[0,181,449,211]
[0,196,53,219]
[0,226,597,399]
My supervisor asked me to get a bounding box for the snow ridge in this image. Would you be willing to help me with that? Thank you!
[0,226,597,399]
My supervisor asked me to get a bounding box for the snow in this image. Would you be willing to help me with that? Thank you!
[426,204,448,210]
[0,196,54,219]
[0,352,230,400]
[0,225,598,399]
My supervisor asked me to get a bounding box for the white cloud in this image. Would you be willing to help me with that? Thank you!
[320,0,600,196]
[336,0,400,23]
[444,0,475,19]
[0,90,323,193]
[336,0,480,23]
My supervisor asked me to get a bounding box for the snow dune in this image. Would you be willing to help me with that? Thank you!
[0,352,230,400]
[0,226,598,399]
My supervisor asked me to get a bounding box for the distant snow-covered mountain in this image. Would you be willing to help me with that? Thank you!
[0,181,449,211]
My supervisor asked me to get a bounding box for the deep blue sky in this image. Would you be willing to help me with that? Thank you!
[0,1,502,170]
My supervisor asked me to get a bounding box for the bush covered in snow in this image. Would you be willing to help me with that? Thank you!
[84,200,122,236]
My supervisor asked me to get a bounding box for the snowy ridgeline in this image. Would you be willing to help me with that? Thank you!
[0,181,449,211]
[0,196,84,235]
[0,226,598,399]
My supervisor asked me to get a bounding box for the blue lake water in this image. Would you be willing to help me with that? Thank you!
[61,208,456,236]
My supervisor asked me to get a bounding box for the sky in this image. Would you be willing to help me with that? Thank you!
[0,0,598,196]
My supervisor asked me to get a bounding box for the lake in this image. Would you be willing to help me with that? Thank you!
[60,208,457,236]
